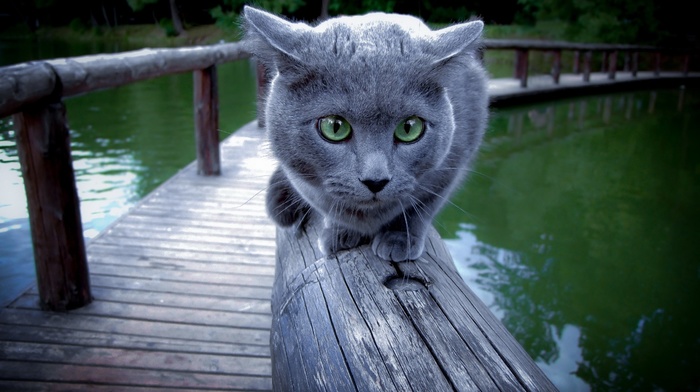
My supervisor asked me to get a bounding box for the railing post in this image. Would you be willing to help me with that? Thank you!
[193,65,220,176]
[607,50,618,80]
[654,52,662,76]
[682,54,690,76]
[515,49,529,88]
[632,52,639,77]
[572,50,580,74]
[552,50,561,84]
[583,51,592,82]
[14,97,92,311]
[601,51,609,72]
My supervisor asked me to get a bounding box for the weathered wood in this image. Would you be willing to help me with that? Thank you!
[193,66,221,175]
[654,52,662,76]
[270,221,557,391]
[601,51,609,73]
[13,96,92,311]
[0,43,250,118]
[583,51,593,82]
[552,50,562,84]
[608,50,618,80]
[515,49,529,87]
[0,62,56,118]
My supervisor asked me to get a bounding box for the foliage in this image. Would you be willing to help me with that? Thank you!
[0,0,696,47]
[159,18,178,36]
[126,0,159,12]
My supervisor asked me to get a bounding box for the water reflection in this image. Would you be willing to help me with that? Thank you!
[439,87,700,391]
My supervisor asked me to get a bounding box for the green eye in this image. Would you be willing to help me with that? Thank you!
[394,116,425,143]
[318,115,352,142]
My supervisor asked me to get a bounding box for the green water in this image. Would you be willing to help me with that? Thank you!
[439,88,700,391]
[1,38,698,391]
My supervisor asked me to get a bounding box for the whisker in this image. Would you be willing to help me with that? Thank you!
[417,184,480,222]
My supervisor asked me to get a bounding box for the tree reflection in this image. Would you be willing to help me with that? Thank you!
[439,87,700,391]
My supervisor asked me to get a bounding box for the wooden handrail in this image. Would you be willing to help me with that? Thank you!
[482,39,697,87]
[0,42,250,119]
[0,41,251,310]
[0,38,695,310]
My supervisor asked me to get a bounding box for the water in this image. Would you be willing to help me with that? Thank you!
[438,88,700,391]
[2,38,699,391]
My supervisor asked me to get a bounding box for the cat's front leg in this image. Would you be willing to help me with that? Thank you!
[266,166,310,229]
[319,219,367,256]
[371,216,428,262]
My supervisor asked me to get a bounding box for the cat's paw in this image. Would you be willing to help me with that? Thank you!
[319,227,366,255]
[371,231,425,262]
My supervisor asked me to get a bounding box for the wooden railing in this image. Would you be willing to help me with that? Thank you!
[482,39,696,87]
[0,38,696,311]
[0,42,250,310]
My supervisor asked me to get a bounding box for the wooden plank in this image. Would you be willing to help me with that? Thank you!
[10,294,272,330]
[0,341,271,376]
[86,243,275,266]
[86,252,275,277]
[0,380,215,392]
[0,324,270,357]
[85,275,272,300]
[0,361,271,391]
[100,227,275,252]
[13,96,91,311]
[91,235,276,257]
[0,308,270,346]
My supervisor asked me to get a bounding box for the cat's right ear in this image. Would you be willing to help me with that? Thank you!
[243,6,312,67]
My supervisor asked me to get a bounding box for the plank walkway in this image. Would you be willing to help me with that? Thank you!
[0,71,697,391]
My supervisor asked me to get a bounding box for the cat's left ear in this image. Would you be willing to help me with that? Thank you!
[243,6,312,63]
[427,20,484,63]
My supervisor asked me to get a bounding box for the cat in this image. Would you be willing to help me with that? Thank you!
[243,6,489,262]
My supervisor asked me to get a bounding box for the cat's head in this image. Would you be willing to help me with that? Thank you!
[244,7,486,232]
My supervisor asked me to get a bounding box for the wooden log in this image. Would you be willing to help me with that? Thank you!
[13,96,92,311]
[552,50,562,84]
[515,49,529,88]
[0,62,56,119]
[654,52,662,76]
[193,66,220,176]
[270,222,557,391]
[608,50,618,80]
[601,51,609,72]
[0,42,250,119]
[583,51,592,82]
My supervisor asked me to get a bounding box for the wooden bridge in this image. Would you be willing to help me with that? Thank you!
[0,37,697,390]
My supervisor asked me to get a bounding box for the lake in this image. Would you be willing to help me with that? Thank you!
[1,37,698,391]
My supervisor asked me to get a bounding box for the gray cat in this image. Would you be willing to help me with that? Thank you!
[243,6,489,262]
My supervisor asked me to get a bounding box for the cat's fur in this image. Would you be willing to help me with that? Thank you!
[243,6,489,261]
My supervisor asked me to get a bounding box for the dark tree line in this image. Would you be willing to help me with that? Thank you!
[0,0,696,47]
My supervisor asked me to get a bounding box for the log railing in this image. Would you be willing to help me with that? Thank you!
[0,38,695,311]
[0,42,250,310]
[483,39,696,87]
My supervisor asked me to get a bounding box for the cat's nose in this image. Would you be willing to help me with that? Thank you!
[361,178,390,194]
